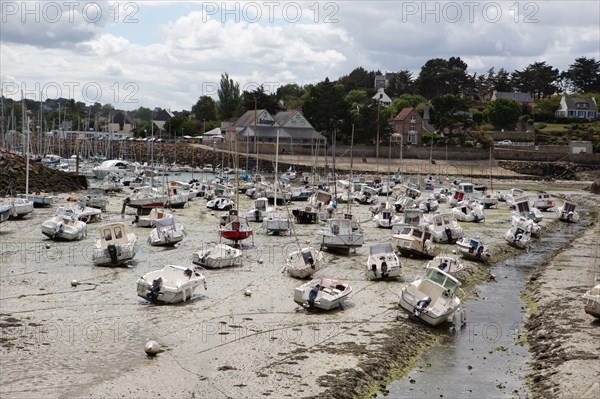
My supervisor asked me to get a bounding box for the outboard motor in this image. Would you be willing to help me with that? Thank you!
[107,244,118,264]
[413,296,432,317]
[147,277,163,302]
[567,211,573,222]
[444,226,453,242]
[254,209,261,222]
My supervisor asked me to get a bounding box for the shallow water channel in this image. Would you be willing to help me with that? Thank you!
[378,214,591,399]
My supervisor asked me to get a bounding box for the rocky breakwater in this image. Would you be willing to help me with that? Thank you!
[498,160,600,181]
[0,149,87,194]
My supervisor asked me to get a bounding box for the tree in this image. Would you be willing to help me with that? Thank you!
[192,96,217,122]
[276,83,306,109]
[493,68,513,92]
[217,72,241,120]
[344,89,369,109]
[415,57,470,99]
[132,106,153,121]
[484,98,522,128]
[240,85,282,115]
[533,96,561,121]
[390,94,426,116]
[567,57,600,93]
[386,70,415,97]
[302,78,351,143]
[338,67,376,91]
[352,99,393,145]
[430,94,472,134]
[511,62,559,99]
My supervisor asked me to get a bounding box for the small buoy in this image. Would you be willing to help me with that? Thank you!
[210,211,214,216]
[305,240,310,244]
[71,280,78,287]
[244,289,252,296]
[145,340,160,356]
[45,244,50,249]
[258,258,263,264]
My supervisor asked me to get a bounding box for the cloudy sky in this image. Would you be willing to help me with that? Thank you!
[1,1,598,111]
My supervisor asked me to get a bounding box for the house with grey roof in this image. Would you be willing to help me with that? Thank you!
[232,109,325,149]
[555,95,598,119]
[491,91,533,104]
[374,73,397,89]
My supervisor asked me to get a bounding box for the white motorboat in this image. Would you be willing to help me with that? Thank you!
[293,277,352,310]
[136,208,171,228]
[0,204,16,223]
[504,223,532,249]
[56,202,103,223]
[165,182,189,209]
[246,197,271,222]
[84,188,109,211]
[373,207,400,229]
[455,237,491,262]
[41,212,87,241]
[262,210,293,235]
[448,189,466,207]
[534,191,556,211]
[479,191,499,209]
[202,164,214,173]
[2,197,33,218]
[353,184,379,205]
[92,223,138,266]
[206,195,234,211]
[426,255,464,274]
[511,213,541,236]
[399,267,465,327]
[137,264,207,304]
[99,172,124,192]
[504,188,525,208]
[192,243,242,268]
[148,214,186,246]
[426,212,463,244]
[392,225,439,259]
[284,247,325,278]
[92,159,131,179]
[319,216,364,253]
[557,200,580,223]
[419,197,439,213]
[366,242,401,279]
[583,283,600,318]
[451,200,485,222]
[393,196,416,213]
[514,196,544,223]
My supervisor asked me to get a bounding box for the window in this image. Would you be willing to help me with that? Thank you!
[103,229,112,240]
[114,227,123,239]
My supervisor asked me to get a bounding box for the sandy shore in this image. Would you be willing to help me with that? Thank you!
[524,209,600,399]
[0,174,598,398]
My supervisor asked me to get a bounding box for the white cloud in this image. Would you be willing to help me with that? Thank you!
[0,1,598,110]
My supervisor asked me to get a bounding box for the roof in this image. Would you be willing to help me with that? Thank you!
[393,108,416,121]
[234,109,275,127]
[564,97,597,110]
[494,91,533,103]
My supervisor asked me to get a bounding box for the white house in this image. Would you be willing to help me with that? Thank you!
[372,88,392,106]
[555,95,598,119]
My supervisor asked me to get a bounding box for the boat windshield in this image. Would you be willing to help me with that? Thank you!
[370,243,393,256]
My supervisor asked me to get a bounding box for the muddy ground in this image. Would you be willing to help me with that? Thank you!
[0,169,598,399]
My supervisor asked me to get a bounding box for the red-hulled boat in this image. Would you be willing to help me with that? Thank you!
[219,210,253,243]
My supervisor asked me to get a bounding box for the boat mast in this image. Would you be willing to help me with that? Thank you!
[348,123,354,214]
[23,92,30,197]
[274,126,280,207]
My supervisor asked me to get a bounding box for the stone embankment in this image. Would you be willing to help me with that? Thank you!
[0,150,87,194]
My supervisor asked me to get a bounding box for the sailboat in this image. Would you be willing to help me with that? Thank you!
[219,129,253,245]
[262,126,293,235]
[318,124,364,253]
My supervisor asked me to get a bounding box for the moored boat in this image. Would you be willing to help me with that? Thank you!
[92,222,138,266]
[366,242,401,279]
[285,247,325,278]
[293,277,352,310]
[399,267,465,327]
[137,264,207,304]
[192,243,242,268]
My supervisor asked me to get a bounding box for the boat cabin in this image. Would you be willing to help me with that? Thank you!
[98,223,129,246]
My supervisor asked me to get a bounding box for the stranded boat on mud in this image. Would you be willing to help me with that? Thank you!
[366,242,401,279]
[399,267,465,327]
[294,277,352,310]
[192,243,242,268]
[284,246,325,279]
[92,223,138,266]
[137,264,207,304]
[583,283,600,318]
